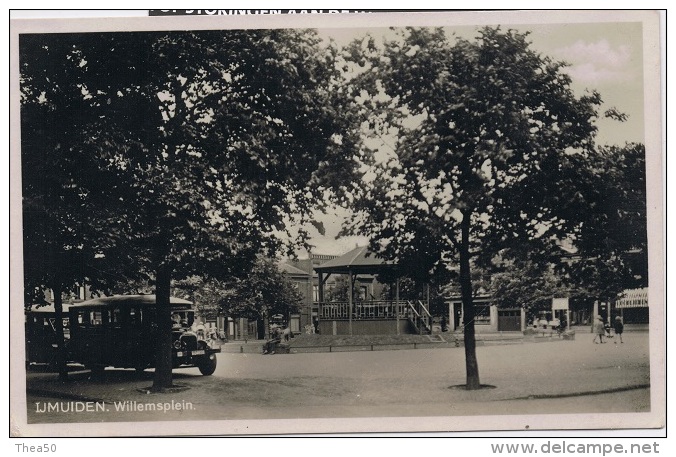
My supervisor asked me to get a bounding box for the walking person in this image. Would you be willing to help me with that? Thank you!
[593,316,606,344]
[613,316,624,343]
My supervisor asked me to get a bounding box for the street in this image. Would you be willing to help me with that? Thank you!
[23,330,653,431]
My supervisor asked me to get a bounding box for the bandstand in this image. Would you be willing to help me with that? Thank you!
[314,246,432,336]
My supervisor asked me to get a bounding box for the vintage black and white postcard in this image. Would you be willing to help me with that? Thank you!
[9,10,665,438]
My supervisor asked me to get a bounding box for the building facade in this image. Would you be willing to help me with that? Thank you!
[446,295,526,333]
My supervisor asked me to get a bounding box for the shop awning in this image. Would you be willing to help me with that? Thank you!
[615,288,648,309]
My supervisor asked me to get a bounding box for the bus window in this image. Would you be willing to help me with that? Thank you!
[110,308,123,328]
[90,311,103,326]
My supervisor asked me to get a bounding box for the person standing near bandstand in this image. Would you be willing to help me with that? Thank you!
[593,316,606,344]
[613,316,624,343]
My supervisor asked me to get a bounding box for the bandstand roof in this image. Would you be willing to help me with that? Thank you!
[313,245,397,275]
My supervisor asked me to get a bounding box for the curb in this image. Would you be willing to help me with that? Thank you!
[506,384,651,401]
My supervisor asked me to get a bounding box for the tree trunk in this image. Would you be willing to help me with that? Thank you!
[460,214,481,390]
[152,262,173,391]
[52,281,68,381]
[257,315,266,340]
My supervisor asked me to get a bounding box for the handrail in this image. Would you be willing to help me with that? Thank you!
[406,301,421,318]
[417,300,432,318]
[403,300,431,335]
[405,301,425,335]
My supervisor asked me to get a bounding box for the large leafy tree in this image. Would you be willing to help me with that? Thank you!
[20,29,361,389]
[488,257,567,318]
[20,35,143,379]
[173,259,303,339]
[173,276,227,322]
[219,257,303,339]
[343,27,606,389]
[453,144,647,323]
[566,143,648,302]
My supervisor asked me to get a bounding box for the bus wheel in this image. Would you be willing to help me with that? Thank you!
[198,354,217,376]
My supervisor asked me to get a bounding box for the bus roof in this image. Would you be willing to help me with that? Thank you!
[69,295,193,309]
[26,303,73,313]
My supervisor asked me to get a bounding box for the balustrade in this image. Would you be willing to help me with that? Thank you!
[316,300,402,320]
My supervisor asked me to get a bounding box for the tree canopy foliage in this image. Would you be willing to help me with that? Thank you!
[20,35,142,306]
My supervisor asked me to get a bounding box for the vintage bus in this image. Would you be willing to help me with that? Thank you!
[25,303,71,368]
[67,295,220,375]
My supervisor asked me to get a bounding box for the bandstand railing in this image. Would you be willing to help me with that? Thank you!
[317,301,403,320]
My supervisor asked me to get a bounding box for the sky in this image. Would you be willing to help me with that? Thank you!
[303,20,649,257]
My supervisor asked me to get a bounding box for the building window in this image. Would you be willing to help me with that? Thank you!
[455,300,491,325]
[474,302,491,324]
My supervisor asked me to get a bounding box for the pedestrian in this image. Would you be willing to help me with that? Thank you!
[593,316,606,344]
[604,321,613,339]
[613,316,624,343]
